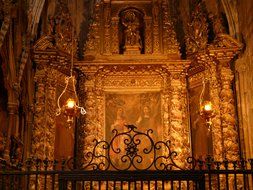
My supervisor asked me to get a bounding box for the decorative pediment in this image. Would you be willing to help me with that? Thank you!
[185,2,208,55]
[33,35,54,51]
[53,1,77,55]
[33,34,72,75]
[83,0,180,60]
[211,34,243,50]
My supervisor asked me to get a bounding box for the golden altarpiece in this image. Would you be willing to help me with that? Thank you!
[31,0,243,168]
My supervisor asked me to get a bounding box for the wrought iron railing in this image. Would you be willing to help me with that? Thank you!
[0,125,253,189]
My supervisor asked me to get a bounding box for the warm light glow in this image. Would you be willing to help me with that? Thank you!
[203,101,212,112]
[66,98,76,109]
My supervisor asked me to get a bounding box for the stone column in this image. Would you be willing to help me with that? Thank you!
[235,59,253,159]
[219,60,240,160]
[4,102,19,160]
[23,105,34,159]
[170,72,191,168]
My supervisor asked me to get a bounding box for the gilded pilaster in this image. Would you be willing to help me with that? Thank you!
[219,61,240,160]
[103,3,111,55]
[161,0,180,57]
[32,68,46,159]
[83,2,101,56]
[44,70,57,160]
[94,2,101,55]
[76,73,86,166]
[152,1,160,54]
[144,17,152,54]
[185,2,208,55]
[161,88,170,142]
[170,72,190,168]
[79,69,98,165]
[111,17,119,54]
[32,68,57,160]
[94,87,104,153]
[208,61,223,160]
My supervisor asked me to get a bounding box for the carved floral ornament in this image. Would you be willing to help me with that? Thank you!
[31,0,244,166]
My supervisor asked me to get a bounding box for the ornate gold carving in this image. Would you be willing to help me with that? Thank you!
[161,0,180,58]
[76,74,86,166]
[219,63,240,160]
[208,62,223,161]
[144,17,152,54]
[152,1,160,54]
[211,34,243,50]
[189,52,241,161]
[185,3,208,55]
[169,72,191,168]
[121,10,142,54]
[103,75,162,90]
[32,68,58,160]
[33,35,72,76]
[103,3,111,55]
[33,35,54,51]
[111,17,119,54]
[83,87,98,162]
[209,14,226,35]
[77,64,191,168]
[84,1,101,58]
[53,1,76,54]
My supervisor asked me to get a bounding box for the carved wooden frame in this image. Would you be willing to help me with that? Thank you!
[95,65,171,143]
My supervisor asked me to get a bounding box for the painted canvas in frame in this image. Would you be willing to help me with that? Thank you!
[105,91,162,142]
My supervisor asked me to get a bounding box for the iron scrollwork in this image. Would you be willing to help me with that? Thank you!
[82,125,183,171]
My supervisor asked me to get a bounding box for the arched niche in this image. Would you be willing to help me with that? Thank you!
[118,8,145,54]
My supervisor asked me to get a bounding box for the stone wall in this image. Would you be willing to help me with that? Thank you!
[235,0,253,158]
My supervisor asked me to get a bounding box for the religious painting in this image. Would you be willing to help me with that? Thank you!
[105,91,162,169]
[105,92,162,139]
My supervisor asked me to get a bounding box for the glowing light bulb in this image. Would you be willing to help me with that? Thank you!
[204,101,212,112]
[66,98,75,109]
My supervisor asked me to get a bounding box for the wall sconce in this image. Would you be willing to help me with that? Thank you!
[199,79,215,130]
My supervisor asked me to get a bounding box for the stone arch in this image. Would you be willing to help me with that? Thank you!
[221,0,240,39]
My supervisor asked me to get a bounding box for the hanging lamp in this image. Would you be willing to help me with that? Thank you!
[199,78,215,130]
[56,26,86,127]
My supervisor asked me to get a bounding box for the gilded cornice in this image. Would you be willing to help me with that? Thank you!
[33,35,72,76]
[208,34,243,60]
[187,33,243,76]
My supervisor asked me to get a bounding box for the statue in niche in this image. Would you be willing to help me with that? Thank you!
[121,11,142,51]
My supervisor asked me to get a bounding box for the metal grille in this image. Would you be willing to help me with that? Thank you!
[1,125,252,189]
